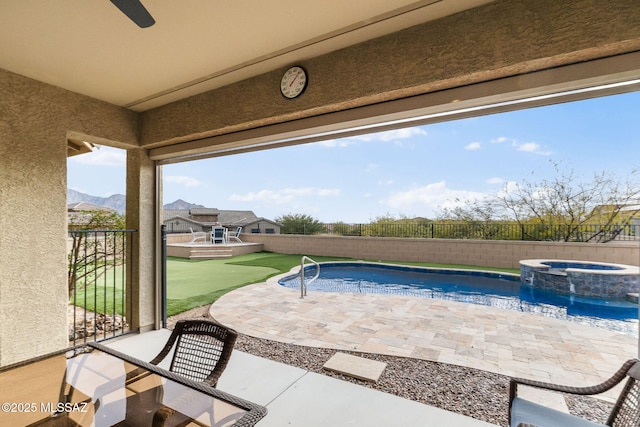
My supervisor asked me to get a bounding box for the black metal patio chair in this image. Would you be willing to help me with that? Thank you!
[150,319,238,387]
[509,358,640,427]
[105,320,240,426]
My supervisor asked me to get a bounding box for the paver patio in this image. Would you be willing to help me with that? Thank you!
[210,274,638,401]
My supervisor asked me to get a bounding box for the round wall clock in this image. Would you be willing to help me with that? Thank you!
[280,66,308,99]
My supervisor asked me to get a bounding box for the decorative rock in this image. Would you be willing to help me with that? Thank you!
[69,313,128,340]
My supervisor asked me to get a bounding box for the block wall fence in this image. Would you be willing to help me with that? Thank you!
[241,234,639,269]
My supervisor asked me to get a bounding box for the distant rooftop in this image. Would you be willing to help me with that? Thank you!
[67,202,115,212]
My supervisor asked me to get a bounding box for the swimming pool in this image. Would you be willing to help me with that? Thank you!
[278,262,639,335]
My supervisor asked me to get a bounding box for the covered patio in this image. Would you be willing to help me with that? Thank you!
[2,0,640,425]
[104,330,498,426]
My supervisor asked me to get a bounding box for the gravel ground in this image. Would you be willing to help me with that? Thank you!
[168,305,613,427]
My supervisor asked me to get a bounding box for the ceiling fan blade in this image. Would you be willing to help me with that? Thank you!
[110,0,155,28]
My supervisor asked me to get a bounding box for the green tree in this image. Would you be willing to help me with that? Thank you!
[500,164,640,242]
[439,162,640,242]
[364,214,433,238]
[332,221,361,236]
[275,213,325,235]
[68,210,126,296]
[438,199,511,239]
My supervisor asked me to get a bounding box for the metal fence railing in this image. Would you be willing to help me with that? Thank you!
[281,222,639,242]
[67,229,136,345]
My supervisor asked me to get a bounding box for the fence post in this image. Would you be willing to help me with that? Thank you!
[161,225,167,329]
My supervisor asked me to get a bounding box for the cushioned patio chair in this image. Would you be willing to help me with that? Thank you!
[149,319,238,387]
[189,227,207,243]
[211,226,225,244]
[509,358,640,427]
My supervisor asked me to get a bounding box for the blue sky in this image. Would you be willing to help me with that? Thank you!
[68,91,639,223]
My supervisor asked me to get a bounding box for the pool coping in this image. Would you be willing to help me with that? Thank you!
[276,260,521,285]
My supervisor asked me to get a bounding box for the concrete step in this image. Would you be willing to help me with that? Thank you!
[190,254,233,259]
[189,248,233,259]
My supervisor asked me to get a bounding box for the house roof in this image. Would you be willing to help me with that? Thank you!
[67,202,115,212]
[164,215,219,227]
[591,203,640,216]
[163,209,267,227]
[189,208,220,216]
[217,210,260,226]
[243,218,283,228]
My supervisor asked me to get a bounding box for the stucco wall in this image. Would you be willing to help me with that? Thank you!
[242,234,639,269]
[0,69,137,365]
[126,148,158,332]
[140,0,640,147]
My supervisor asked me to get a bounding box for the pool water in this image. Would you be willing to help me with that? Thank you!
[278,263,638,336]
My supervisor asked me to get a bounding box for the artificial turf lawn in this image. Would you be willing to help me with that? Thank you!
[165,254,278,315]
[73,252,520,317]
[165,252,353,315]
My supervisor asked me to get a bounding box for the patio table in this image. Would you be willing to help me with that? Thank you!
[0,342,266,427]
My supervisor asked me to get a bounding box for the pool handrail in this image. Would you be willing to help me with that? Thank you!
[300,256,320,298]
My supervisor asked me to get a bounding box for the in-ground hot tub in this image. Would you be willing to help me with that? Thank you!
[520,259,639,299]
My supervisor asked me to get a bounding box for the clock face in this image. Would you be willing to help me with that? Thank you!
[280,66,307,99]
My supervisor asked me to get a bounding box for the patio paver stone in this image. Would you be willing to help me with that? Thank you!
[210,275,638,403]
[323,352,387,382]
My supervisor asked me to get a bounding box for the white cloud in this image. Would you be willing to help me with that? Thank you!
[495,180,521,198]
[487,177,505,185]
[465,141,481,150]
[491,136,510,144]
[165,175,202,187]
[316,139,355,148]
[69,146,125,167]
[376,127,427,142]
[513,141,552,155]
[384,181,487,214]
[319,126,427,148]
[317,188,340,197]
[230,187,340,204]
[488,136,551,155]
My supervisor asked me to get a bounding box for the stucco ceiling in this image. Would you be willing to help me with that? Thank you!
[0,0,493,112]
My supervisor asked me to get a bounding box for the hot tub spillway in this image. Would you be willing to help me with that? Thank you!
[520,259,639,300]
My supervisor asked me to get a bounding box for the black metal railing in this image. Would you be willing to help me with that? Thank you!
[67,230,136,345]
[282,222,639,242]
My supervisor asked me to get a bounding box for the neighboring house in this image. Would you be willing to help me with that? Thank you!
[163,208,221,234]
[590,203,640,221]
[163,208,281,234]
[67,202,118,229]
[243,218,282,234]
[589,203,640,238]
